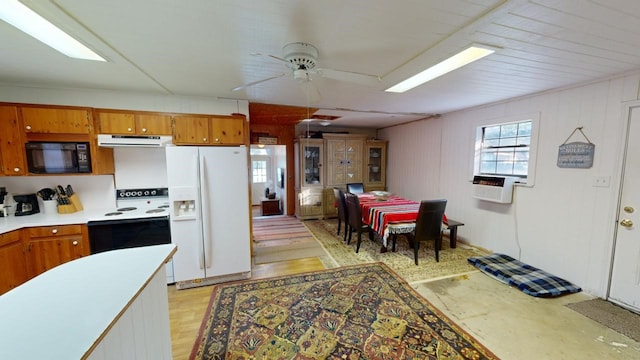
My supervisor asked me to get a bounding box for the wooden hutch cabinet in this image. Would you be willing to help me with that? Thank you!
[294,133,387,220]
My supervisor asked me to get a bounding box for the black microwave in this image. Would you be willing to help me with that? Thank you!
[25,142,91,174]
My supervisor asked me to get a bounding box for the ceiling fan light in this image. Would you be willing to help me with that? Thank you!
[385,44,497,93]
[293,69,309,82]
[0,0,105,61]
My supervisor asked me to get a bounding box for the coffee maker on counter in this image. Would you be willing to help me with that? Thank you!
[13,194,39,216]
[0,187,7,217]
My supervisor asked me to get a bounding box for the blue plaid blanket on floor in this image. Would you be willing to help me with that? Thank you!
[468,253,582,297]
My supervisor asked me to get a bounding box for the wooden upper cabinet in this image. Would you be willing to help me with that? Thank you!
[136,114,172,135]
[173,115,210,145]
[173,114,245,145]
[97,110,172,135]
[0,105,27,175]
[324,134,365,186]
[210,116,245,145]
[20,106,91,134]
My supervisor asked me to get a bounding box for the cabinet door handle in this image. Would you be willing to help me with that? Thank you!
[51,229,58,234]
[25,125,32,130]
[141,128,147,133]
[215,138,220,142]
[13,167,20,172]
[203,137,207,142]
[127,127,133,132]
[72,240,78,246]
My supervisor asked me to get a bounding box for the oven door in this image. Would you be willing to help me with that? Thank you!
[88,216,170,253]
[87,216,174,283]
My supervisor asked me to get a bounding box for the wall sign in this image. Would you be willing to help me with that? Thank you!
[258,136,278,145]
[557,127,594,168]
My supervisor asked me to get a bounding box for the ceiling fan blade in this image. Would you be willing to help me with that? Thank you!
[250,52,291,66]
[231,73,287,91]
[315,68,381,86]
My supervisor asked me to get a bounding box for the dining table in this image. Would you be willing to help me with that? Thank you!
[356,193,450,251]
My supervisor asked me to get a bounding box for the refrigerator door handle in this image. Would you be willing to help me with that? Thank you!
[199,154,212,269]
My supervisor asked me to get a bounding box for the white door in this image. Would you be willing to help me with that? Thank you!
[250,155,270,205]
[609,105,640,312]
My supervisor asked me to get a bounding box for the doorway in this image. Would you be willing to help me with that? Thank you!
[250,145,287,218]
[608,103,640,313]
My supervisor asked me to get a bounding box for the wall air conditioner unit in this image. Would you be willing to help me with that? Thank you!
[472,175,516,204]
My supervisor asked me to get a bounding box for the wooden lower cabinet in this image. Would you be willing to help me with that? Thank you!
[0,230,29,295]
[296,187,324,219]
[24,224,90,278]
[323,188,338,218]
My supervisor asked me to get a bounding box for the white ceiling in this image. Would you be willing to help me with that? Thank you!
[2,0,640,128]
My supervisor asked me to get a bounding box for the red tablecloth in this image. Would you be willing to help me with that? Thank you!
[357,194,420,236]
[357,193,448,245]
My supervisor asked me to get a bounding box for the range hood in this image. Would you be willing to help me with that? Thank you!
[98,134,173,147]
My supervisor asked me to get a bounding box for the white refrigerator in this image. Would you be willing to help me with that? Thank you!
[166,145,251,288]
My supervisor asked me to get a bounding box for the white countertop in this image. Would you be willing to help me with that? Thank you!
[0,208,169,234]
[0,244,177,359]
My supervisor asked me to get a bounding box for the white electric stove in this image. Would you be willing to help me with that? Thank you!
[96,187,170,221]
[88,188,174,283]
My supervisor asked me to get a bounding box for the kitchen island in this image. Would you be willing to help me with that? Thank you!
[0,243,176,359]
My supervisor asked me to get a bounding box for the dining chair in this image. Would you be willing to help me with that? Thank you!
[333,187,348,242]
[346,182,365,194]
[407,199,447,265]
[344,192,373,251]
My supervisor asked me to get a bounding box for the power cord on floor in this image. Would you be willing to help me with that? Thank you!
[512,184,522,260]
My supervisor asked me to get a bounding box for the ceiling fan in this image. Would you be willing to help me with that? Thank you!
[231,42,381,92]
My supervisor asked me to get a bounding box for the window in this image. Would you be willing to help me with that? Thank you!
[474,114,539,186]
[252,160,267,183]
[480,121,531,176]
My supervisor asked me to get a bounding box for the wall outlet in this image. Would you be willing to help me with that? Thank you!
[593,176,611,188]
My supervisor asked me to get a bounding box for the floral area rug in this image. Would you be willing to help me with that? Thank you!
[303,219,487,283]
[190,263,498,359]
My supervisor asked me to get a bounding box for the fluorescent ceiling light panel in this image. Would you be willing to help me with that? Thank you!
[385,45,496,93]
[0,0,105,61]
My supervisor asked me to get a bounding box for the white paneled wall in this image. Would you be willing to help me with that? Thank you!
[87,268,172,360]
[379,72,640,297]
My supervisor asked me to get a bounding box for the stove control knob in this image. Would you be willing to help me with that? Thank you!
[144,190,150,196]
[151,190,157,195]
[137,191,143,196]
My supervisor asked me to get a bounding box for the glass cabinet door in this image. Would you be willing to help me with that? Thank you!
[365,141,386,188]
[303,142,323,186]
